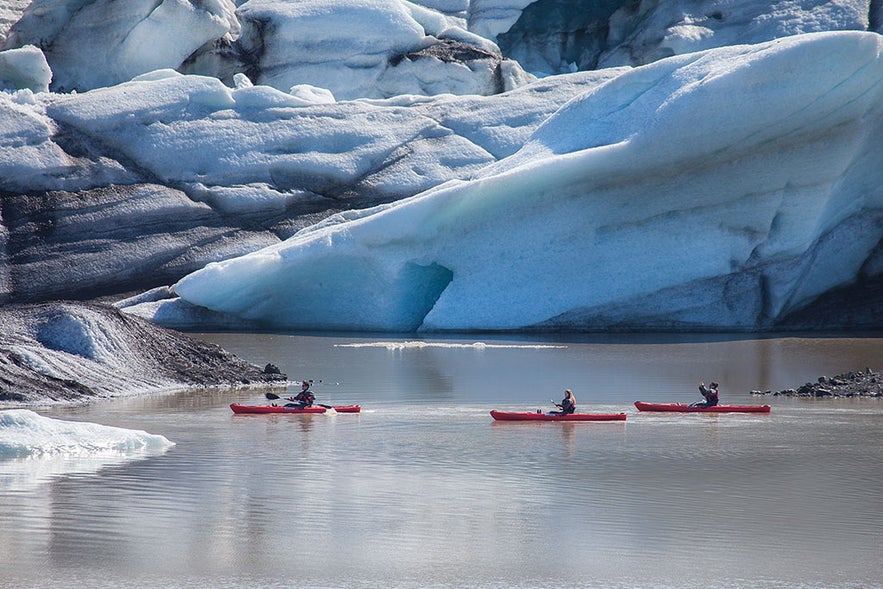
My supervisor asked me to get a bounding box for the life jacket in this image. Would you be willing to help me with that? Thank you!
[562,397,576,414]
[703,388,719,405]
[295,391,315,405]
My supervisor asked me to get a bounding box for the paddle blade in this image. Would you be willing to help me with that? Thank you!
[265,392,281,400]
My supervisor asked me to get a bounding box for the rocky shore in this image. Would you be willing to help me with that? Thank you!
[0,301,287,405]
[752,368,883,398]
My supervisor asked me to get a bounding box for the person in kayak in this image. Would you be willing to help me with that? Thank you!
[284,379,316,409]
[550,389,576,415]
[691,381,719,407]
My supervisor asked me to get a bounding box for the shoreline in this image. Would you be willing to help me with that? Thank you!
[0,301,287,406]
[753,368,883,398]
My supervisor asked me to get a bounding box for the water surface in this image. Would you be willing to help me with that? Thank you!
[2,333,882,588]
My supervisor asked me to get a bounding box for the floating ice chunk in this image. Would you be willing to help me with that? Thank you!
[0,409,174,491]
[0,409,174,458]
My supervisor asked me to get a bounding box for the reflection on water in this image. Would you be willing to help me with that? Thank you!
[2,333,882,589]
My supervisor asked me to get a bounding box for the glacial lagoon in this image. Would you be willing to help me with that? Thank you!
[2,332,882,589]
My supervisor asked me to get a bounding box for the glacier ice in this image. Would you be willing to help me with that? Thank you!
[4,0,238,92]
[170,31,883,332]
[0,45,51,93]
[2,2,883,333]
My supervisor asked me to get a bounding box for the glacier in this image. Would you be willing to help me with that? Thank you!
[168,31,883,332]
[2,1,874,94]
[1,0,531,97]
[2,1,883,334]
[0,67,619,303]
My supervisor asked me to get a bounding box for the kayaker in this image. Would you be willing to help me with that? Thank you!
[550,389,576,415]
[284,379,316,409]
[691,381,719,407]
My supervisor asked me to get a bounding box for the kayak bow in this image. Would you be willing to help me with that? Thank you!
[230,404,361,414]
[633,402,770,413]
[490,410,627,422]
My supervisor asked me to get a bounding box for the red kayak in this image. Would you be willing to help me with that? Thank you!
[634,401,770,413]
[490,410,627,422]
[230,404,361,414]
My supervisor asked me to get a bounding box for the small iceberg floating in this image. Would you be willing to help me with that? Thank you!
[0,409,174,490]
[0,409,175,457]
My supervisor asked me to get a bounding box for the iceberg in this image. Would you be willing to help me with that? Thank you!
[171,31,883,332]
[0,409,174,491]
[0,409,174,458]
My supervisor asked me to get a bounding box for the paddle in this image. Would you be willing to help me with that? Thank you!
[265,391,334,409]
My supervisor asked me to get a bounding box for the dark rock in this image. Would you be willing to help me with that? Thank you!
[759,368,883,398]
